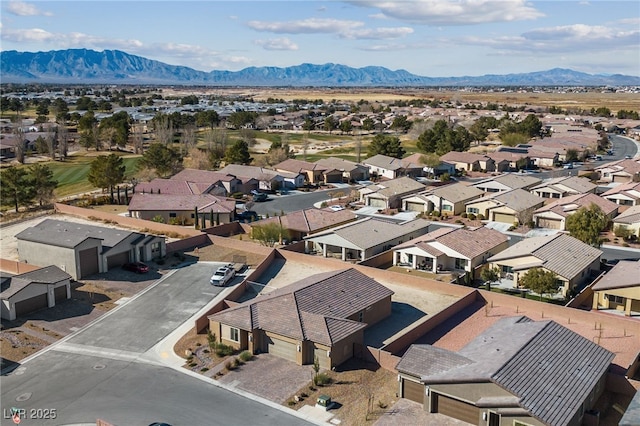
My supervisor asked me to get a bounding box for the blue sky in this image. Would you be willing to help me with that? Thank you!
[1,1,639,77]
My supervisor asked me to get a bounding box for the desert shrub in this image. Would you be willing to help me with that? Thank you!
[461,212,468,218]
[467,213,476,220]
[455,219,463,224]
[300,392,308,398]
[200,367,209,372]
[320,201,328,208]
[231,192,244,199]
[189,362,197,367]
[477,214,485,220]
[314,373,332,386]
[288,400,296,406]
[233,358,242,367]
[238,351,253,362]
[225,360,236,370]
[432,210,441,217]
[508,226,516,231]
[215,343,235,357]
[151,215,165,223]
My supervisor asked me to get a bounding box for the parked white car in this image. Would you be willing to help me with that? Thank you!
[209,266,236,286]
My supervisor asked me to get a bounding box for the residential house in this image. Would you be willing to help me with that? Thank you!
[219,164,304,190]
[439,151,502,173]
[601,181,640,206]
[169,168,245,195]
[273,158,327,185]
[472,173,542,193]
[402,152,454,178]
[247,208,357,244]
[487,148,533,170]
[1,266,72,321]
[487,233,602,297]
[592,259,640,316]
[128,193,236,226]
[595,158,640,183]
[16,219,166,280]
[359,177,426,210]
[402,183,484,215]
[363,154,423,179]
[208,268,393,369]
[315,157,369,183]
[532,193,619,230]
[612,205,640,238]
[529,176,596,199]
[397,316,613,426]
[305,217,430,261]
[393,227,508,275]
[465,189,544,224]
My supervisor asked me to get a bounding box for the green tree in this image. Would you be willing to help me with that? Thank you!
[390,115,412,133]
[500,132,529,147]
[565,149,579,163]
[518,267,558,301]
[251,223,289,247]
[227,111,258,129]
[99,111,130,147]
[0,167,34,212]
[338,119,353,134]
[138,143,184,178]
[323,116,337,133]
[224,140,252,165]
[361,117,375,131]
[367,134,405,158]
[88,154,126,203]
[519,114,542,138]
[565,204,607,247]
[195,110,220,129]
[30,163,58,206]
[480,267,500,291]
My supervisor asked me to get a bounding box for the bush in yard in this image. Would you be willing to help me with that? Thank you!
[215,343,235,357]
[233,358,242,367]
[239,350,253,362]
[467,213,476,220]
[314,373,332,386]
[477,213,485,220]
[225,360,236,371]
[461,212,468,218]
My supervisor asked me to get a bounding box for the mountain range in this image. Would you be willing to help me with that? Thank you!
[2,49,639,87]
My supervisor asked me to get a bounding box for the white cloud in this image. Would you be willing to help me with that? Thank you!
[348,0,544,25]
[247,17,413,40]
[341,26,414,40]
[248,18,363,34]
[254,37,299,51]
[458,24,639,53]
[6,1,52,16]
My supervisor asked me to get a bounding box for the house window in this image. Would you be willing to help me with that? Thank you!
[151,242,161,255]
[501,265,513,274]
[169,212,177,218]
[229,327,239,342]
[190,213,195,218]
[455,258,468,270]
[609,295,624,304]
[467,207,479,214]
[442,204,453,211]
[406,254,413,264]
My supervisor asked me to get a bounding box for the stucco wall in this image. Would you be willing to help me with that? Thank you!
[17,239,87,280]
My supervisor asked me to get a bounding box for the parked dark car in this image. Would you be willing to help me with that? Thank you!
[122,262,149,273]
[237,210,259,223]
[251,190,268,202]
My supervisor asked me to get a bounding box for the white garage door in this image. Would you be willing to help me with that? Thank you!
[537,218,562,229]
[266,335,297,363]
[405,202,425,212]
[493,213,516,224]
[368,198,386,208]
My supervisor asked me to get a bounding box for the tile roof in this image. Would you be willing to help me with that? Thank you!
[613,205,640,224]
[487,233,602,280]
[533,193,619,218]
[170,168,240,183]
[127,193,236,213]
[310,217,431,249]
[440,151,491,164]
[401,316,614,426]
[219,164,285,181]
[363,154,404,171]
[15,219,137,250]
[601,181,640,199]
[492,189,545,212]
[431,182,484,203]
[0,265,71,299]
[364,177,426,198]
[396,227,508,260]
[274,158,326,173]
[530,176,596,194]
[315,157,363,173]
[135,179,201,195]
[209,268,393,345]
[480,174,542,190]
[250,208,356,233]
[592,259,640,291]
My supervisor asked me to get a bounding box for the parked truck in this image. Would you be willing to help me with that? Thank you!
[209,262,247,286]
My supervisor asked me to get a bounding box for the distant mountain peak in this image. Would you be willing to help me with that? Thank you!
[1,48,639,86]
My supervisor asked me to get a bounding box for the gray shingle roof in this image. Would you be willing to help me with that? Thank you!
[492,321,614,426]
[15,219,137,250]
[493,189,544,212]
[402,316,614,426]
[0,265,71,299]
[614,205,640,224]
[487,233,602,280]
[209,268,392,346]
[431,183,484,203]
[329,218,430,249]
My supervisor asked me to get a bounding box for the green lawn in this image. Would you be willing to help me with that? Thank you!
[46,154,141,197]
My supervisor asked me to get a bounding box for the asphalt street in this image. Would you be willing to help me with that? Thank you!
[1,262,311,426]
[249,188,334,217]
